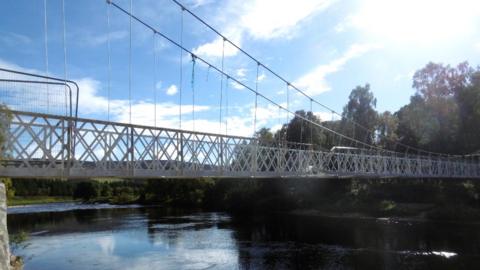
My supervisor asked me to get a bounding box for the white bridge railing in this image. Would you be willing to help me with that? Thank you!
[0,110,479,179]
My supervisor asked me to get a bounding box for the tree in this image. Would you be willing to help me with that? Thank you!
[73,182,100,201]
[255,128,274,142]
[397,61,479,153]
[275,110,326,149]
[456,70,480,153]
[342,84,378,145]
[412,61,473,100]
[376,111,399,150]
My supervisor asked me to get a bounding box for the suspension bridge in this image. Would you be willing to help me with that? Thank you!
[0,0,479,179]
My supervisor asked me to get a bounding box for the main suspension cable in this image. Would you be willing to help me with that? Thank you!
[106,0,449,157]
[168,0,449,157]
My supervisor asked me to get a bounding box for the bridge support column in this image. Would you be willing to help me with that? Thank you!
[0,183,10,270]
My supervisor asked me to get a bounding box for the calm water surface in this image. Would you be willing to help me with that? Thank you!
[7,203,480,269]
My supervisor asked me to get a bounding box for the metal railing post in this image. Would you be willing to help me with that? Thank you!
[65,118,73,178]
[129,126,134,177]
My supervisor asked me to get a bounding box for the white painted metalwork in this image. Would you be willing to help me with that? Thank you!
[1,110,479,179]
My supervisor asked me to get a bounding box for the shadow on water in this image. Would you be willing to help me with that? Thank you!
[7,205,480,270]
[227,214,480,269]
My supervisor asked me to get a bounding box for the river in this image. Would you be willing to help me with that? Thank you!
[7,203,480,269]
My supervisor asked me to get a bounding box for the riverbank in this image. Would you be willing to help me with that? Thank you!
[6,178,480,222]
[7,196,77,206]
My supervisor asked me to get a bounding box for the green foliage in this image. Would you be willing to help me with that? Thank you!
[376,111,398,149]
[412,61,472,100]
[380,200,396,211]
[342,84,378,144]
[255,128,274,141]
[144,178,214,206]
[277,110,325,146]
[397,61,480,153]
[10,230,29,253]
[456,71,480,152]
[73,182,100,200]
[72,180,143,203]
[8,196,74,206]
[13,179,73,197]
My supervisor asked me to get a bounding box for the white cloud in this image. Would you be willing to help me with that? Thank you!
[393,70,414,82]
[315,111,340,122]
[193,0,335,58]
[270,124,283,133]
[334,21,347,33]
[0,31,31,46]
[192,36,240,58]
[257,73,266,82]
[236,68,248,79]
[188,0,214,8]
[0,58,41,75]
[116,102,210,127]
[475,41,480,51]
[230,81,245,90]
[342,0,480,44]
[240,0,334,40]
[294,43,381,95]
[165,85,178,96]
[77,78,126,115]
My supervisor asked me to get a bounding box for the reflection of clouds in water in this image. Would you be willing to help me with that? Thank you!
[97,235,115,256]
[401,250,457,259]
[431,251,457,258]
[127,248,237,270]
[19,225,238,270]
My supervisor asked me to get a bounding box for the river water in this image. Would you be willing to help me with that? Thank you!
[7,203,480,269]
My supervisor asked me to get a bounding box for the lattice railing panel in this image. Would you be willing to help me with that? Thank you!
[1,110,479,179]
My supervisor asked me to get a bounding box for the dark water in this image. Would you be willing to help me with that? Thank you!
[7,204,480,270]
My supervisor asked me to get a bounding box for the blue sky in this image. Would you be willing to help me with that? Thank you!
[1,0,479,136]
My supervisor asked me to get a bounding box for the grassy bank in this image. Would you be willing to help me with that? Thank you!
[8,196,77,206]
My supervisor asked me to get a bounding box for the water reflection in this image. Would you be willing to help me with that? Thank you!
[7,205,480,270]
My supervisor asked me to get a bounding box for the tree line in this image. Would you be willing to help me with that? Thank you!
[257,61,480,155]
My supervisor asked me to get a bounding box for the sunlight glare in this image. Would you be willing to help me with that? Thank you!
[352,0,480,44]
